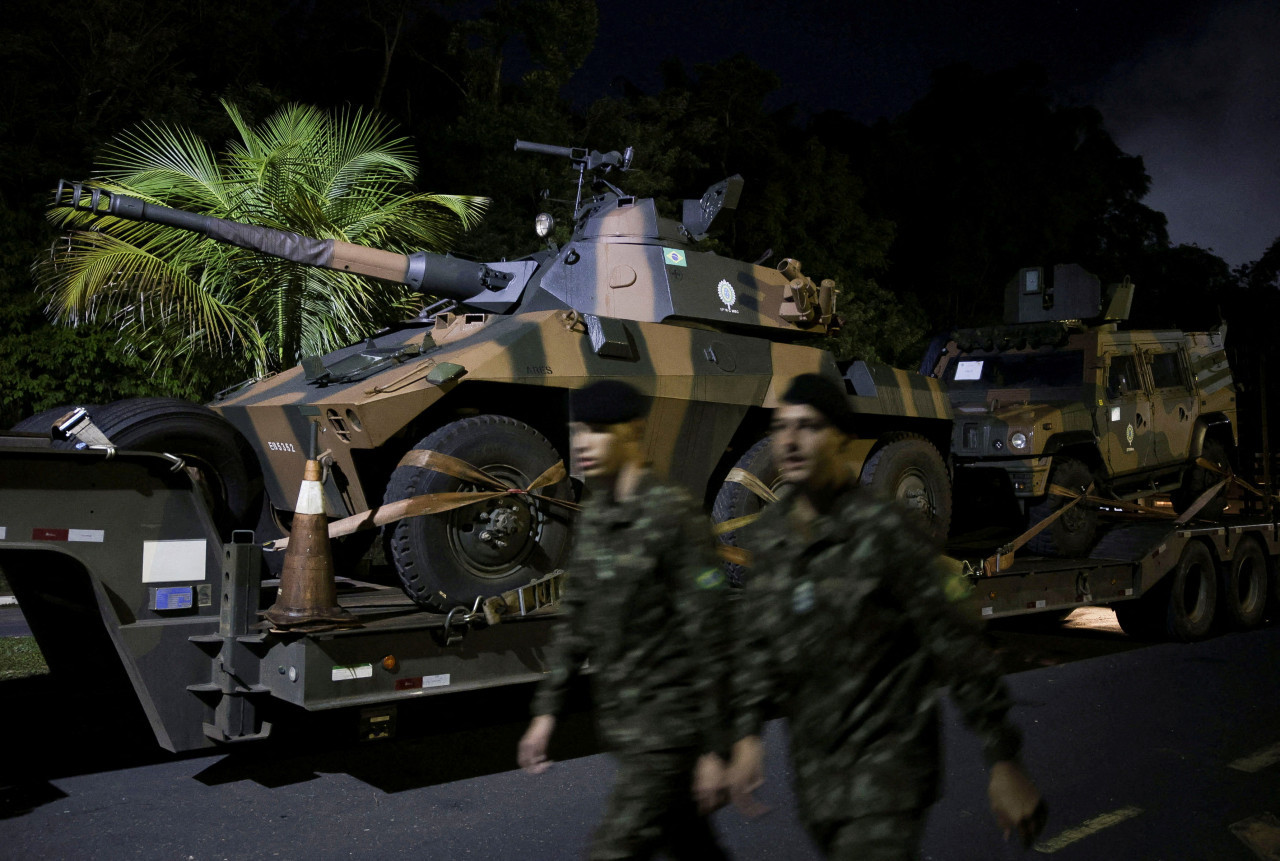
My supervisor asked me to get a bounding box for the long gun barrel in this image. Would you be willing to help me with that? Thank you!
[52,181,513,300]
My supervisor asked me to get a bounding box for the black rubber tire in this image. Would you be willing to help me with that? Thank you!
[384,415,573,610]
[1172,438,1229,519]
[860,436,951,544]
[1114,598,1162,640]
[13,398,261,540]
[711,438,782,586]
[1026,458,1099,558]
[1163,539,1219,642]
[9,405,97,434]
[1219,537,1268,631]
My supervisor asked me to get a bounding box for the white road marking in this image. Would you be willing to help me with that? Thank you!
[1034,806,1143,853]
[1230,813,1280,859]
[1231,742,1280,773]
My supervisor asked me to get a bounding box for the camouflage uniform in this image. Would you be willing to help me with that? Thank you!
[732,484,1022,860]
[532,473,731,861]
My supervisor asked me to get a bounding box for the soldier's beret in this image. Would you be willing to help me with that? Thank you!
[570,380,649,425]
[780,373,856,433]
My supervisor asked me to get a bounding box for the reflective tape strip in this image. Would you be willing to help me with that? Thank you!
[33,528,104,542]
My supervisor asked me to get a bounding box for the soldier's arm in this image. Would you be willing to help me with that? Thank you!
[667,490,732,757]
[882,508,1022,766]
[529,549,591,721]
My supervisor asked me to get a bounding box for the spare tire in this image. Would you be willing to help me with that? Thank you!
[17,398,263,540]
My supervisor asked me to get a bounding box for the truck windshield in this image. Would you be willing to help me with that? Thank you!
[944,349,1085,398]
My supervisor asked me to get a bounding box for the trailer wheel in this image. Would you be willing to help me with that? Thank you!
[1163,539,1219,642]
[1026,458,1099,558]
[13,398,261,539]
[712,438,783,585]
[1114,598,1162,640]
[860,436,951,543]
[1220,537,1268,631]
[384,415,573,611]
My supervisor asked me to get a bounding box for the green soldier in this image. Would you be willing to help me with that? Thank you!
[726,374,1045,860]
[517,380,732,860]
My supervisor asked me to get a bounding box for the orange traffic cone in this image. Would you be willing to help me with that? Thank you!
[264,459,356,629]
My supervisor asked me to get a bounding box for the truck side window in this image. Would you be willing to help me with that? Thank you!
[1107,354,1138,399]
[1149,351,1189,391]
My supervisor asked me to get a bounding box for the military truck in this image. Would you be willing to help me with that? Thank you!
[44,142,954,608]
[930,264,1238,557]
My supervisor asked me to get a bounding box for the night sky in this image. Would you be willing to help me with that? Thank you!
[573,0,1279,267]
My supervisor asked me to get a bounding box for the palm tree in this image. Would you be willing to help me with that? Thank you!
[37,101,488,378]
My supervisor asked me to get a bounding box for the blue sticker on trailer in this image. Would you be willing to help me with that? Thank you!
[154,587,193,610]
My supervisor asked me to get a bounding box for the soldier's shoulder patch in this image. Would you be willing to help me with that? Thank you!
[695,567,726,590]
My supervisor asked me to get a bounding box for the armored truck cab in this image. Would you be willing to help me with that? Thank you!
[933,264,1237,556]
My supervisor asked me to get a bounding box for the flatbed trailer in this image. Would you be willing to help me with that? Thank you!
[0,437,561,753]
[960,515,1279,640]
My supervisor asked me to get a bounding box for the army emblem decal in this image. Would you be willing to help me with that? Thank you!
[1126,423,1135,445]
[717,279,740,313]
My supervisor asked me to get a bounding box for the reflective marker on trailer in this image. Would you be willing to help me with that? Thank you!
[32,528,105,542]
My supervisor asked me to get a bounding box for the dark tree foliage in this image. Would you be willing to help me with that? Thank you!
[1,0,1264,427]
[844,63,1170,333]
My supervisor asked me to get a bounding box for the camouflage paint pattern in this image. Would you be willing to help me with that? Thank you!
[938,323,1236,500]
[731,484,1022,831]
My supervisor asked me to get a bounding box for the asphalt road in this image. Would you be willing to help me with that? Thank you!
[3,612,1279,860]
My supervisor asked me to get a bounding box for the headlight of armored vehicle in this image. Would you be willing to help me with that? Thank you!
[1010,431,1028,450]
[535,212,555,237]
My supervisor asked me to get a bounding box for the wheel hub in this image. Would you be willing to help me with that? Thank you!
[896,470,933,514]
[446,466,545,578]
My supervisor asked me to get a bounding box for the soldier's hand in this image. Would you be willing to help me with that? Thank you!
[693,753,729,814]
[726,735,771,819]
[988,760,1046,848]
[517,714,557,774]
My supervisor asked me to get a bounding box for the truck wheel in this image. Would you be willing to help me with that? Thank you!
[1026,458,1098,558]
[1219,537,1268,631]
[1172,438,1228,519]
[711,438,782,585]
[1163,539,1219,642]
[1114,598,1162,640]
[384,416,573,610]
[15,398,262,539]
[860,436,951,543]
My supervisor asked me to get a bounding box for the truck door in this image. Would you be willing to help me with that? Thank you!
[1144,347,1196,466]
[1099,351,1151,475]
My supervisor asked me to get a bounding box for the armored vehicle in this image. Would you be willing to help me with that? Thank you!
[48,142,954,608]
[931,264,1237,556]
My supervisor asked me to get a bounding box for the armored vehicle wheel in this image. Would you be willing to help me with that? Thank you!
[860,436,951,544]
[1026,458,1098,558]
[1163,539,1219,642]
[384,415,573,610]
[1172,438,1229,519]
[13,398,261,539]
[712,438,783,585]
[1219,537,1268,631]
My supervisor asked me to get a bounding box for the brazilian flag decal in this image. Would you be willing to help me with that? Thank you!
[663,247,687,267]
